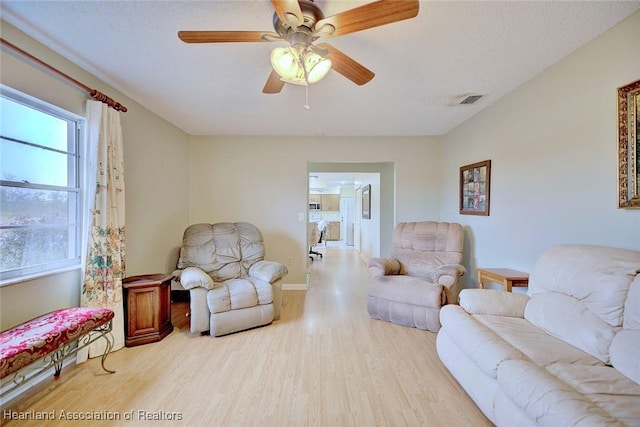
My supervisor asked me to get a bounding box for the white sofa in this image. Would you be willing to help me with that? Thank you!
[437,244,640,426]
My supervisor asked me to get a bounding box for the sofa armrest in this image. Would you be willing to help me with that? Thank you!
[459,289,530,317]
[368,257,401,276]
[430,264,467,288]
[175,267,215,290]
[249,260,288,283]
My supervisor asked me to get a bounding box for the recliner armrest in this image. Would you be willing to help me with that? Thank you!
[459,289,529,317]
[368,257,401,276]
[175,267,215,290]
[249,260,288,283]
[430,264,466,287]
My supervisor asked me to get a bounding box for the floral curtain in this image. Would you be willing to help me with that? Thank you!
[77,100,126,362]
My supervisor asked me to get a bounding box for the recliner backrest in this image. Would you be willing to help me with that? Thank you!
[177,222,265,281]
[390,222,464,278]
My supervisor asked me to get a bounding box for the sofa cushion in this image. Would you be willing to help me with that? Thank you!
[439,305,527,378]
[546,363,640,425]
[623,275,640,329]
[459,289,530,317]
[527,245,640,328]
[475,314,602,367]
[524,292,616,363]
[610,329,640,385]
[497,360,625,427]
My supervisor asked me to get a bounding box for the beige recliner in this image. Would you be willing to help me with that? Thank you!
[173,222,288,336]
[367,221,466,332]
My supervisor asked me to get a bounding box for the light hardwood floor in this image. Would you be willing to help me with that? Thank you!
[2,248,491,426]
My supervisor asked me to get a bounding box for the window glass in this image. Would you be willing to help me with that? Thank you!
[0,138,73,187]
[0,97,70,151]
[0,187,77,226]
[0,89,83,281]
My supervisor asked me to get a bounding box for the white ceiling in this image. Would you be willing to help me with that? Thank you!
[2,1,639,137]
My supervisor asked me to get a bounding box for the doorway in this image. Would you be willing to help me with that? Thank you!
[307,162,395,276]
[308,172,366,250]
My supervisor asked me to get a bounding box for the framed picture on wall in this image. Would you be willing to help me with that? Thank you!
[460,160,491,216]
[362,184,371,219]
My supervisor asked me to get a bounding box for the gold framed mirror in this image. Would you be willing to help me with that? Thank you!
[618,78,640,208]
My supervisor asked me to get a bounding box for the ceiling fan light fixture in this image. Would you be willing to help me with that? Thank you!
[304,51,332,84]
[270,46,331,86]
[271,47,297,75]
[270,46,305,85]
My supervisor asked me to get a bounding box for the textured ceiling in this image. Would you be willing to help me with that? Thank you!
[2,1,639,136]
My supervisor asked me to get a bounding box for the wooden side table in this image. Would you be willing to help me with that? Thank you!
[123,274,173,347]
[477,268,529,292]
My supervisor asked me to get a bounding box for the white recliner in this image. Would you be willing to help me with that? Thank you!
[367,221,466,332]
[173,222,288,337]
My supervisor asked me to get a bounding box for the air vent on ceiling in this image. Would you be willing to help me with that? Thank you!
[459,94,483,105]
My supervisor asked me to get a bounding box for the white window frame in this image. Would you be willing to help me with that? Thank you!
[0,86,85,284]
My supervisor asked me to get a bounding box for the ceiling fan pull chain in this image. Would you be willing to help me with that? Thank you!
[304,86,310,110]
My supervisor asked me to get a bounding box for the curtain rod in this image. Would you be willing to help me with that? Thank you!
[0,38,127,112]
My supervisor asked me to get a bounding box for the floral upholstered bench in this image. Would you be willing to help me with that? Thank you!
[0,307,115,395]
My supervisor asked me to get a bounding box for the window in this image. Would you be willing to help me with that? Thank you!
[0,87,83,282]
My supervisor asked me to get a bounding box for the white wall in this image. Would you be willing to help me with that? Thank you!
[188,136,442,284]
[0,22,191,329]
[6,9,638,327]
[440,11,640,289]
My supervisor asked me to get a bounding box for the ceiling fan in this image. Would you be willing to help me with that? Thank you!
[178,0,419,94]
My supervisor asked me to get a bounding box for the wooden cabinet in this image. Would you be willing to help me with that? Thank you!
[326,221,341,241]
[321,194,340,211]
[123,274,173,347]
[309,194,322,204]
[309,194,340,211]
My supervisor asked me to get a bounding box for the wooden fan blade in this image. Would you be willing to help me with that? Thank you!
[178,31,277,43]
[318,43,374,86]
[271,0,304,27]
[263,69,286,94]
[316,0,419,38]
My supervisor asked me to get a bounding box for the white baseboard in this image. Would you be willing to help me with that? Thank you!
[282,283,308,291]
